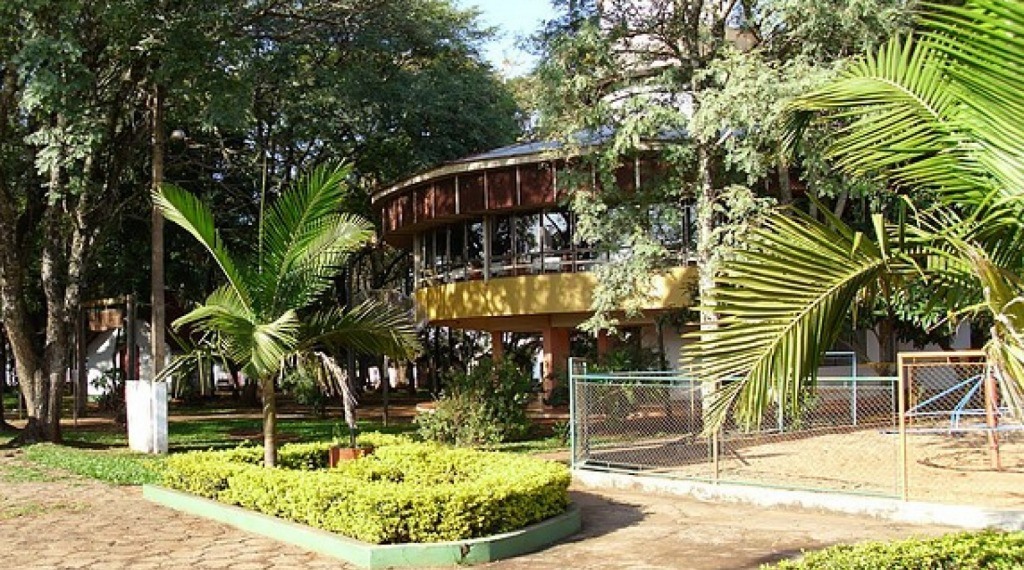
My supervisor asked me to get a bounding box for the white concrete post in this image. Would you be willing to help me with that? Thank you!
[126,379,169,454]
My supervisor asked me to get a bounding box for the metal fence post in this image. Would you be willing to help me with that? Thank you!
[897,353,908,501]
[712,426,720,482]
[853,351,860,426]
[568,358,577,469]
[777,390,784,432]
[713,380,721,482]
[984,361,1003,470]
[852,376,858,426]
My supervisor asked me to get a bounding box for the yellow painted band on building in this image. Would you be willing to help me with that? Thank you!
[413,266,697,323]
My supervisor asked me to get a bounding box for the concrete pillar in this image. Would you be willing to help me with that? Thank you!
[542,327,571,403]
[126,379,168,454]
[491,331,504,361]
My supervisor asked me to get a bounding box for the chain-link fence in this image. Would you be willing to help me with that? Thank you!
[571,352,1024,507]
[570,358,900,498]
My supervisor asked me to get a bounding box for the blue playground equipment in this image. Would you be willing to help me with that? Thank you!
[905,373,1020,433]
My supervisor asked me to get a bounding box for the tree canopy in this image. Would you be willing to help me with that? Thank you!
[688,0,1024,428]
[0,0,520,440]
[531,0,916,333]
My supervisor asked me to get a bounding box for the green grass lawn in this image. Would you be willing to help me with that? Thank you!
[21,443,164,485]
[59,416,416,450]
[0,394,567,487]
[2,390,19,415]
[18,417,419,485]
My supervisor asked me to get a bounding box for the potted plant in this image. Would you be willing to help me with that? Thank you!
[328,423,374,467]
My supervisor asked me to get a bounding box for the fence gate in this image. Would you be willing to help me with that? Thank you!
[897,350,1023,505]
[569,358,711,477]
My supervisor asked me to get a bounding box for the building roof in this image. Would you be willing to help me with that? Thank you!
[449,140,560,163]
[372,129,623,203]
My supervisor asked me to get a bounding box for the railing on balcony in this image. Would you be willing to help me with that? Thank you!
[414,207,696,288]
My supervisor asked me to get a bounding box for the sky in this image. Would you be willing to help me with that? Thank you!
[459,0,555,76]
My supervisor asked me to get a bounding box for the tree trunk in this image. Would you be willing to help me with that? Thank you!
[151,84,166,382]
[777,163,792,205]
[40,229,70,443]
[75,310,88,417]
[241,375,258,406]
[36,141,91,442]
[695,144,718,330]
[695,142,721,428]
[381,355,389,427]
[0,329,8,430]
[876,318,897,376]
[0,175,44,441]
[832,189,849,219]
[261,376,277,467]
[12,108,92,443]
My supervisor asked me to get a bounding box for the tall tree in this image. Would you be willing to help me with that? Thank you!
[689,0,1024,427]
[532,0,913,333]
[154,0,520,314]
[0,325,9,430]
[0,0,517,443]
[0,1,158,441]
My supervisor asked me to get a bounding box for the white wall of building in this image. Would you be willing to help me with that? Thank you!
[864,320,973,363]
[643,319,975,376]
[85,320,171,396]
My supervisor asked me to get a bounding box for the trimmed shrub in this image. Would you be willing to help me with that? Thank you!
[766,530,1024,570]
[161,435,570,544]
[417,359,532,446]
[162,450,251,498]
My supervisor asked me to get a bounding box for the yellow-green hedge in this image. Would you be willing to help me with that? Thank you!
[766,530,1024,569]
[161,434,570,544]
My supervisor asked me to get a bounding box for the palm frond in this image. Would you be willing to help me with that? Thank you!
[267,213,375,313]
[961,242,1024,412]
[924,0,1024,216]
[259,164,373,312]
[155,184,252,307]
[301,300,421,361]
[172,286,258,366]
[718,0,1024,434]
[782,36,993,211]
[686,208,902,429]
[292,352,359,429]
[249,310,300,378]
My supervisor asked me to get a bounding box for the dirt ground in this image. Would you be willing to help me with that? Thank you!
[0,450,953,570]
[614,427,1024,508]
[583,382,1024,509]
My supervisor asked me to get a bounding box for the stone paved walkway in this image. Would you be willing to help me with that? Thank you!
[0,451,952,570]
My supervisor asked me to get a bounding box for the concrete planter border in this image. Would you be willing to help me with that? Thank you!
[143,485,581,568]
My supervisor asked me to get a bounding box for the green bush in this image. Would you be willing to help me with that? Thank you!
[281,368,329,417]
[766,530,1024,570]
[417,359,532,446]
[161,435,570,544]
[162,433,414,494]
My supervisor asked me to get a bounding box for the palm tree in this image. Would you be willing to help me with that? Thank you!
[688,0,1024,428]
[156,164,419,466]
